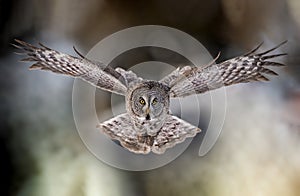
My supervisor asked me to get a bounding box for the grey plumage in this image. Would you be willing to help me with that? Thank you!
[13,39,128,95]
[98,113,200,154]
[161,41,287,97]
[14,39,286,154]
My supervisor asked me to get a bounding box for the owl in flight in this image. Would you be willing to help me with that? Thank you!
[14,39,286,154]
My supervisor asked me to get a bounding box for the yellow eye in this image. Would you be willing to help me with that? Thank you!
[139,98,145,105]
[152,98,158,105]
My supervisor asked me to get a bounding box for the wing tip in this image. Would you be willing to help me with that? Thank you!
[245,40,288,57]
[73,46,86,59]
[28,64,42,70]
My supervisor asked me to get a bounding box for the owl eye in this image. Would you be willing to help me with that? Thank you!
[152,98,158,105]
[139,97,146,105]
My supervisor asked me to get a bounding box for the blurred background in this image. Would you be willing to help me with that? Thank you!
[1,0,300,195]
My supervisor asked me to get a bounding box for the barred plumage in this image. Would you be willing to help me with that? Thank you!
[14,40,286,154]
[98,113,200,154]
[161,41,287,97]
[13,39,128,95]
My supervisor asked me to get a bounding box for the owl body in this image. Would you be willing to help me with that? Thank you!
[14,40,286,154]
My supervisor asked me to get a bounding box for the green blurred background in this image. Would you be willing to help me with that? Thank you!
[1,0,300,195]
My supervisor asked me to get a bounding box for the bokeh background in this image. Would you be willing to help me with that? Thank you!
[1,0,300,195]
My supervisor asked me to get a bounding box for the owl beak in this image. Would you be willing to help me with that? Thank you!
[145,107,150,114]
[145,107,151,120]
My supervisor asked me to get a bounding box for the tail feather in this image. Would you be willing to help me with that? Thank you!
[98,113,201,154]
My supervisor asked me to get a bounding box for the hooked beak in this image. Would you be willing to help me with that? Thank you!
[145,107,151,120]
[145,107,150,115]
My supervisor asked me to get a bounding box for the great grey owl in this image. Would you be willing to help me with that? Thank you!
[14,39,286,154]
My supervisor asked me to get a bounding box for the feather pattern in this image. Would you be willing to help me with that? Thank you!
[14,40,286,154]
[161,41,287,97]
[98,113,200,154]
[13,39,130,95]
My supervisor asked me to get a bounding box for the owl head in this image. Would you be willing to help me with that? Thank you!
[126,81,170,123]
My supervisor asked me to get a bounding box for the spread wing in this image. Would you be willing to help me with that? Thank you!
[161,42,287,98]
[98,114,200,154]
[13,39,141,95]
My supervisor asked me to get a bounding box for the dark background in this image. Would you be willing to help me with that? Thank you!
[1,0,300,195]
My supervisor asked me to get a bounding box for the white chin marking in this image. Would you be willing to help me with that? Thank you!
[137,116,145,120]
